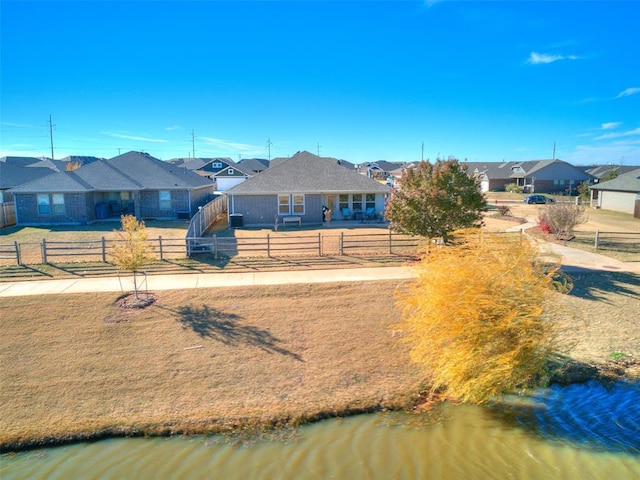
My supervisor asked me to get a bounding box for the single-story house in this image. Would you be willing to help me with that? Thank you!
[582,164,640,181]
[9,151,214,225]
[0,161,57,204]
[589,168,640,216]
[236,158,270,174]
[225,151,391,228]
[212,163,254,192]
[466,159,593,193]
[356,160,404,180]
[166,157,255,192]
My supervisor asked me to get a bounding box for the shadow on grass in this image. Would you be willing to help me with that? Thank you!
[565,268,640,303]
[176,304,303,361]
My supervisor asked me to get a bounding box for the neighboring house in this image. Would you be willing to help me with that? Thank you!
[167,157,255,192]
[0,161,57,203]
[466,159,593,193]
[225,151,390,227]
[9,151,214,225]
[0,162,57,227]
[583,164,640,181]
[167,157,235,176]
[236,158,270,173]
[589,168,640,216]
[356,160,403,180]
[212,163,254,192]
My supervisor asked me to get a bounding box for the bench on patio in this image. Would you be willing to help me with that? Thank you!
[282,216,302,228]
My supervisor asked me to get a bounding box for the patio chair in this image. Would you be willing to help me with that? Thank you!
[341,207,352,220]
[363,207,377,222]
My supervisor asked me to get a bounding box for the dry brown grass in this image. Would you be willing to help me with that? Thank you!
[2,272,639,451]
[0,280,422,451]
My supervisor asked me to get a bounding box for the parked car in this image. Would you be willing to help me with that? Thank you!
[524,194,555,204]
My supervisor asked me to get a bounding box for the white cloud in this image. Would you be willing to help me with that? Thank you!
[595,127,640,141]
[526,52,578,65]
[616,87,640,98]
[102,132,168,143]
[564,139,640,165]
[601,122,621,130]
[199,136,262,153]
[165,125,183,131]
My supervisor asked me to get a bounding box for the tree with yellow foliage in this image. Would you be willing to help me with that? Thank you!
[394,229,570,404]
[110,215,155,299]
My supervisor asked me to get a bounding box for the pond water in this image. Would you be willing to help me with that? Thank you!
[2,381,639,479]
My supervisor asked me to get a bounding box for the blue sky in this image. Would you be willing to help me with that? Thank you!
[1,0,638,165]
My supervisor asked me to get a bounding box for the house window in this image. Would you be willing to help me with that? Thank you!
[52,194,65,215]
[292,194,305,214]
[352,194,363,212]
[365,193,376,210]
[212,162,222,168]
[338,194,349,212]
[37,193,65,215]
[278,194,291,214]
[228,168,234,175]
[159,191,171,210]
[37,194,51,215]
[278,194,305,215]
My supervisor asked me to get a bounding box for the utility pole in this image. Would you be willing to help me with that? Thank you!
[317,142,321,156]
[192,130,196,158]
[421,141,424,161]
[266,137,272,161]
[49,114,55,160]
[552,141,556,160]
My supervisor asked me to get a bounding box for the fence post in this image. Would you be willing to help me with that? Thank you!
[158,236,164,260]
[267,234,271,258]
[318,233,322,256]
[15,241,21,266]
[101,237,107,263]
[389,229,392,254]
[340,232,344,255]
[594,230,599,250]
[41,239,47,264]
[213,234,218,259]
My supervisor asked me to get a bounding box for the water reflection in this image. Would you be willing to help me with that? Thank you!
[2,382,639,479]
[491,380,640,454]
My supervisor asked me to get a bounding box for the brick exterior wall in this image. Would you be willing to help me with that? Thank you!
[14,193,90,225]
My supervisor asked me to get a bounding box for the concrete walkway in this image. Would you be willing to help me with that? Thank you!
[0,266,416,298]
[506,217,640,274]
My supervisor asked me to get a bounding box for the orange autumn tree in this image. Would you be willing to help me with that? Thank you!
[110,215,155,299]
[394,229,570,404]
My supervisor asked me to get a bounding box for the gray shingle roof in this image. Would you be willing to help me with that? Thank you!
[236,158,270,173]
[590,168,640,193]
[0,163,56,189]
[9,151,212,193]
[227,151,390,194]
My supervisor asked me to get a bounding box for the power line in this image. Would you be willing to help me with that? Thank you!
[266,137,273,161]
[48,114,56,160]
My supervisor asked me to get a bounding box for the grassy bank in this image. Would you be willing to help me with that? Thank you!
[0,281,422,451]
[2,273,639,452]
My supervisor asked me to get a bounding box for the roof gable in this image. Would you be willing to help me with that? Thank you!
[227,151,390,194]
[106,151,212,189]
